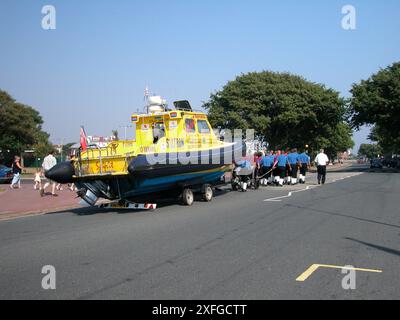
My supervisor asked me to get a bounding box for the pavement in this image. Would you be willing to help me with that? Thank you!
[1,164,399,299]
[0,183,79,221]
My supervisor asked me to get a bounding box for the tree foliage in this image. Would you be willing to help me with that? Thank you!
[61,142,76,155]
[349,62,400,153]
[358,143,382,159]
[203,71,353,157]
[0,90,53,163]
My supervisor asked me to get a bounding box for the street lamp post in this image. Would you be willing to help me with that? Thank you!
[60,138,65,162]
[119,125,133,140]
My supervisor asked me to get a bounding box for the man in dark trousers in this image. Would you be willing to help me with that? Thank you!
[277,151,290,187]
[314,149,329,185]
[261,150,275,185]
[287,148,300,185]
[298,149,311,184]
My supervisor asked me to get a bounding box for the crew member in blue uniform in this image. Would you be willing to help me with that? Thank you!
[298,150,311,184]
[287,148,300,185]
[234,159,253,191]
[276,151,290,187]
[261,150,275,186]
[272,150,280,185]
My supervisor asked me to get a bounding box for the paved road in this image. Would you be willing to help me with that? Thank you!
[1,165,399,299]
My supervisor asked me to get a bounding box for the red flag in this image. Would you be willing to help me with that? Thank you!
[80,126,87,151]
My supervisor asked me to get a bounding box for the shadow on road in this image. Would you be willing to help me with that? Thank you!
[51,187,235,217]
[366,168,400,174]
[345,237,400,257]
[319,164,399,174]
[286,203,400,230]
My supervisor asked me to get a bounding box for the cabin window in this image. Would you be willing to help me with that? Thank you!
[197,120,210,134]
[152,122,165,143]
[185,119,196,133]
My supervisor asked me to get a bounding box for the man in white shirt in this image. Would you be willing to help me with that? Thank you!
[40,150,58,197]
[314,149,329,185]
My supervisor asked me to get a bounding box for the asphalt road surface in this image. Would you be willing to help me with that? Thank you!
[1,165,399,299]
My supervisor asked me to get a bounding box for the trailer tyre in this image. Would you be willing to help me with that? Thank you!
[182,188,194,206]
[202,185,213,202]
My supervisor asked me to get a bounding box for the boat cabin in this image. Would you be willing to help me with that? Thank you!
[75,98,222,177]
[130,100,219,154]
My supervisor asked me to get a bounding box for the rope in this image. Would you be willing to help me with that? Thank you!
[256,167,276,179]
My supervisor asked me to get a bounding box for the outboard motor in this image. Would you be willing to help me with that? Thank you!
[77,188,99,206]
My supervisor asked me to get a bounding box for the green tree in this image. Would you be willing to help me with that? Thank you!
[0,90,52,163]
[61,142,76,156]
[358,143,382,159]
[349,62,400,153]
[203,71,353,157]
[326,122,354,157]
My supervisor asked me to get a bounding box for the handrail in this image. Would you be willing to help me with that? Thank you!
[75,143,132,177]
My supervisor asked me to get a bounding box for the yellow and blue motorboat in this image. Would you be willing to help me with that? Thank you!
[46,96,244,206]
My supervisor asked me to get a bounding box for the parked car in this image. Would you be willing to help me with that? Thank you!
[383,158,399,168]
[370,158,383,169]
[0,164,13,183]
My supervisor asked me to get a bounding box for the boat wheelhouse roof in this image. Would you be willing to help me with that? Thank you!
[131,107,208,122]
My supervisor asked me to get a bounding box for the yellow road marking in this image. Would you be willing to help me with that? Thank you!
[296,264,382,282]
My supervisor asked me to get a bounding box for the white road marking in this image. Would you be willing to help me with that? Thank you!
[263,172,364,202]
[264,186,317,202]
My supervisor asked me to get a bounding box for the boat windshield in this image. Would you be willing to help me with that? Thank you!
[185,119,195,133]
[197,120,210,134]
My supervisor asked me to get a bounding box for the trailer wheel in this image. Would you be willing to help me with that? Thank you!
[182,188,194,206]
[202,185,213,202]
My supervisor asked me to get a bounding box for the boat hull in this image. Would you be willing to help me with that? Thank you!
[74,164,229,204]
[47,141,243,204]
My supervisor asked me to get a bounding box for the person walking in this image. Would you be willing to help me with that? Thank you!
[283,148,292,185]
[261,150,275,185]
[315,149,329,185]
[40,150,58,197]
[253,151,263,182]
[287,148,300,185]
[276,151,290,187]
[298,150,311,184]
[10,155,23,189]
[33,168,42,190]
[272,150,280,185]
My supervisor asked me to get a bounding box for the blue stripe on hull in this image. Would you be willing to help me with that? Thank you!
[123,170,225,197]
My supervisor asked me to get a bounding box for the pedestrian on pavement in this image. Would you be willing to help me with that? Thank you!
[10,155,23,189]
[33,168,42,190]
[56,183,64,191]
[315,149,329,185]
[40,150,58,197]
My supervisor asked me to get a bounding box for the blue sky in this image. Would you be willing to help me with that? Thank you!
[0,0,399,152]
